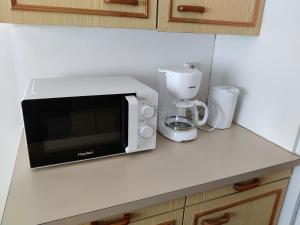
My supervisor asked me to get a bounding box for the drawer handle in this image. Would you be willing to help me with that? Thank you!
[104,0,139,6]
[93,214,131,225]
[233,178,261,192]
[201,213,231,225]
[177,5,206,13]
[157,220,176,225]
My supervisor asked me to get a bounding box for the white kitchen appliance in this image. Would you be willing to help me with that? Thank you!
[208,86,240,129]
[22,76,158,168]
[158,67,209,142]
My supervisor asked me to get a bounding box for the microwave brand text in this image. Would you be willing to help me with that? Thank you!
[78,151,94,157]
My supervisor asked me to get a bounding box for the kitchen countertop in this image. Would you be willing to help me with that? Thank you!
[2,124,300,225]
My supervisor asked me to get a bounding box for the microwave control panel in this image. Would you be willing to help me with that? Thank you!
[136,89,158,151]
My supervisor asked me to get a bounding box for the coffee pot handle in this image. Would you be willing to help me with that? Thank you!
[194,100,209,127]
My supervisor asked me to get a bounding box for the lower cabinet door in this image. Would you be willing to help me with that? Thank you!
[183,179,289,225]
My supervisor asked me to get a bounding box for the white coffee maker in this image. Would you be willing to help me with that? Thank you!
[158,66,209,142]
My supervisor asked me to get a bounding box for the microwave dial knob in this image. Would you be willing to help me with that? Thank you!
[141,105,155,118]
[139,125,154,138]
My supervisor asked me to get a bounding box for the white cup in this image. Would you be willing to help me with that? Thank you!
[208,86,240,129]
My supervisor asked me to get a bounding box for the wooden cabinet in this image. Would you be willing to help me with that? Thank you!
[0,0,157,29]
[80,198,185,225]
[0,0,266,35]
[82,170,290,225]
[130,209,183,225]
[184,179,288,225]
[157,0,266,35]
[104,197,185,223]
[186,169,291,206]
[83,208,184,225]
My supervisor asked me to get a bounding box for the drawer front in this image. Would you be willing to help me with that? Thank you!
[130,209,184,225]
[158,0,265,35]
[85,209,184,225]
[130,198,185,222]
[184,179,289,225]
[186,169,291,206]
[83,198,185,225]
[0,0,157,29]
[170,0,260,26]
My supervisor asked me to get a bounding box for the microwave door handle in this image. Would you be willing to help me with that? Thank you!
[125,96,138,153]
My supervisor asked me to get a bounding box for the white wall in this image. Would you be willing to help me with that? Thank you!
[211,0,300,224]
[289,130,300,225]
[10,25,215,101]
[0,24,22,222]
[0,24,216,221]
[211,0,300,151]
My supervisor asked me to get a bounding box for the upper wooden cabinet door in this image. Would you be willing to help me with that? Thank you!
[158,0,265,35]
[0,0,157,29]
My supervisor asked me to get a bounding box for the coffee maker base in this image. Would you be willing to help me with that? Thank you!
[158,123,197,142]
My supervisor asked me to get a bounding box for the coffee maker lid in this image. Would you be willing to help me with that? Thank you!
[158,66,201,75]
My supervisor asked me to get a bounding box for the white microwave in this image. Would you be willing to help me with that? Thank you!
[21,76,158,168]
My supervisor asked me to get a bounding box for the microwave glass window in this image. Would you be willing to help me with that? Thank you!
[22,94,131,167]
[44,107,121,153]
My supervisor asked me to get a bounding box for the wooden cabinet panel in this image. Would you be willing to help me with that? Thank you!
[130,209,183,225]
[129,198,185,222]
[80,170,289,225]
[0,0,267,34]
[0,0,157,29]
[186,169,291,206]
[81,198,185,225]
[183,179,289,225]
[85,209,184,225]
[158,0,266,35]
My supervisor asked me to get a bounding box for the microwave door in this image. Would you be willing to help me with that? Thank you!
[22,94,133,168]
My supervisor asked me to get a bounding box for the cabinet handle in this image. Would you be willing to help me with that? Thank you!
[104,0,139,6]
[201,213,231,225]
[177,5,206,13]
[157,220,176,225]
[233,178,261,192]
[93,214,131,225]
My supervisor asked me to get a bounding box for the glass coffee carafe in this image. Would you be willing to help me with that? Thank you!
[164,99,208,132]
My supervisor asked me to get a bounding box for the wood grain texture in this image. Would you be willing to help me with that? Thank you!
[129,198,185,222]
[11,0,148,18]
[129,209,183,225]
[183,179,289,225]
[82,198,185,225]
[87,209,184,225]
[169,0,260,26]
[157,220,176,225]
[186,169,291,206]
[0,0,157,29]
[158,0,266,35]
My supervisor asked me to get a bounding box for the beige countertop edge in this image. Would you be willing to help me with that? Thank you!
[43,159,300,225]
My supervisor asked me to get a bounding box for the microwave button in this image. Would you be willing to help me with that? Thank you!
[141,105,155,118]
[139,125,154,138]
